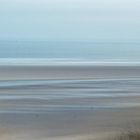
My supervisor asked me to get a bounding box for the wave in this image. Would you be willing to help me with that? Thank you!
[0,58,140,66]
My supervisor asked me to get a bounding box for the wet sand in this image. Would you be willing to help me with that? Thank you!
[0,108,140,140]
[0,65,140,139]
[0,65,140,80]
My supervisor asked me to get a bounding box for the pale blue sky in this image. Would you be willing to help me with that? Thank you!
[0,0,140,41]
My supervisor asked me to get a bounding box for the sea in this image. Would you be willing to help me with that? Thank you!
[0,41,140,140]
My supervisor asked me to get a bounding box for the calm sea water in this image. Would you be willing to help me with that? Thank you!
[0,41,140,62]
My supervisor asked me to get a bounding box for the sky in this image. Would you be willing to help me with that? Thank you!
[0,0,140,41]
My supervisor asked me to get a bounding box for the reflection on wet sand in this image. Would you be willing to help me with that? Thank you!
[0,65,140,139]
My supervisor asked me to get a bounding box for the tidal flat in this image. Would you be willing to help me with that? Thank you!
[0,65,140,140]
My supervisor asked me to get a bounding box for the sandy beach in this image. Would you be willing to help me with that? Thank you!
[0,65,140,140]
[0,0,140,138]
[1,65,140,80]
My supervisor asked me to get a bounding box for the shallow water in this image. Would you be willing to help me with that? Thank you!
[1,79,140,111]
